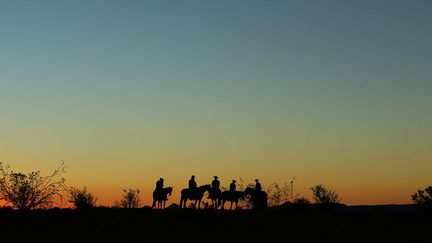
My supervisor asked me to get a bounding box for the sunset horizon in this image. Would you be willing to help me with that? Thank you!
[1,0,431,208]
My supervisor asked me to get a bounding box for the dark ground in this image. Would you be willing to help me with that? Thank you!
[0,205,430,243]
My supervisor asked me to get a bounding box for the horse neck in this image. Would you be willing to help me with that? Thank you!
[197,186,205,192]
[198,185,208,193]
[245,187,253,195]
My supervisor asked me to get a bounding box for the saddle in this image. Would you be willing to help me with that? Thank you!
[209,188,221,198]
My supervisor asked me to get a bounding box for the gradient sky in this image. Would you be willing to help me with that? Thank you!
[1,0,431,206]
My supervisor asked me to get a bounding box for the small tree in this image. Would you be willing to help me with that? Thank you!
[68,187,97,209]
[267,183,282,206]
[310,184,341,204]
[114,189,140,208]
[0,162,66,210]
[412,186,432,208]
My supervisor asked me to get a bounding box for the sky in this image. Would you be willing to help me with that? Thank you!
[0,0,431,206]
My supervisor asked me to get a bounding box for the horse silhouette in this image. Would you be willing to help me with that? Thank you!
[244,187,268,209]
[208,187,222,209]
[152,187,173,209]
[219,190,245,210]
[180,184,211,209]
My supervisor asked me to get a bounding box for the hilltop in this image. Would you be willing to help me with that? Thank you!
[0,205,430,243]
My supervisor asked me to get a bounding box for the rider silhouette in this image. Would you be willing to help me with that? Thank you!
[154,178,165,201]
[211,176,220,189]
[156,178,164,191]
[255,179,262,192]
[210,176,221,199]
[229,180,237,191]
[188,175,197,198]
[189,175,197,190]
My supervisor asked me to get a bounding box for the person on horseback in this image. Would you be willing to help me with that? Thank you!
[155,178,164,199]
[210,176,221,199]
[229,179,237,192]
[156,178,164,191]
[255,179,262,192]
[212,176,220,189]
[188,175,197,196]
[189,175,197,189]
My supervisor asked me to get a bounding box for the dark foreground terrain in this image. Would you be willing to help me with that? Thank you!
[0,205,430,243]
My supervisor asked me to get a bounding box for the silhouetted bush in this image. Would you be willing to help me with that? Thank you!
[267,183,282,206]
[68,187,97,209]
[114,189,140,208]
[412,186,432,209]
[0,162,66,210]
[267,182,292,206]
[294,196,310,205]
[310,184,341,204]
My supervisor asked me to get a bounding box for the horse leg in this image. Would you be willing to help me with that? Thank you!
[230,202,233,210]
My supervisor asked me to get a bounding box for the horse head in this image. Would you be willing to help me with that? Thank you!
[244,187,254,195]
[205,184,212,191]
[200,184,211,192]
[168,187,173,196]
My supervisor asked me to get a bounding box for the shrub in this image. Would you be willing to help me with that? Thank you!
[68,187,97,209]
[294,196,310,205]
[412,186,432,208]
[114,189,141,208]
[0,162,66,210]
[267,183,282,207]
[310,184,341,204]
